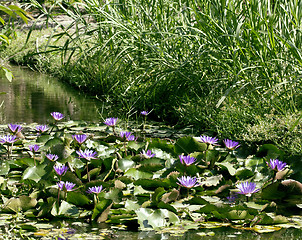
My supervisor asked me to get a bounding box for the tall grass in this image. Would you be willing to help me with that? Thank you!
[22,0,302,132]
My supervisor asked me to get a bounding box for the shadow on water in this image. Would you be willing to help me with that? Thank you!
[0,65,103,124]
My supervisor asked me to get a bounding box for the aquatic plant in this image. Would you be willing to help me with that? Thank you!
[236,181,260,199]
[54,164,68,177]
[76,149,97,182]
[177,176,201,189]
[199,135,219,146]
[46,153,59,161]
[140,111,148,116]
[72,134,88,145]
[76,149,97,161]
[141,149,155,158]
[179,155,196,166]
[29,144,40,166]
[267,159,287,172]
[36,125,49,134]
[8,124,22,134]
[51,112,64,121]
[223,139,240,150]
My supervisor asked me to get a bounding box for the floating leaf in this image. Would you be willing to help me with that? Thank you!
[125,168,153,180]
[51,200,79,217]
[136,208,179,229]
[66,192,90,206]
[174,137,207,155]
[22,165,47,183]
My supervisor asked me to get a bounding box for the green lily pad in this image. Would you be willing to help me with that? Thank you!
[174,137,207,155]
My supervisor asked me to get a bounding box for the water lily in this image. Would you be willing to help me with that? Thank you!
[36,125,49,133]
[77,149,97,182]
[199,135,219,146]
[141,111,148,116]
[29,144,40,153]
[236,181,260,197]
[46,154,59,161]
[72,134,88,145]
[0,135,17,144]
[177,176,201,189]
[57,181,76,191]
[8,124,22,134]
[54,164,68,176]
[104,117,118,127]
[120,131,132,140]
[141,149,155,158]
[87,186,103,194]
[76,149,98,161]
[267,159,287,172]
[223,139,240,150]
[51,112,64,121]
[179,155,196,166]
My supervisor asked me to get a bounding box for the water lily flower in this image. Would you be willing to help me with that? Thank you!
[51,112,64,121]
[177,176,201,189]
[179,155,196,166]
[29,144,40,153]
[120,131,132,140]
[199,135,219,146]
[36,125,49,133]
[87,186,103,194]
[141,111,148,116]
[223,139,240,150]
[236,181,260,197]
[226,194,238,203]
[0,135,17,144]
[46,154,59,161]
[8,124,22,134]
[104,117,118,127]
[54,164,68,176]
[57,181,76,191]
[126,134,136,141]
[72,134,87,145]
[141,149,155,158]
[267,159,287,172]
[76,149,98,161]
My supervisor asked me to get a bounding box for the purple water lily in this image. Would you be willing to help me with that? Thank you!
[141,149,156,158]
[226,194,238,203]
[76,149,98,161]
[87,186,103,194]
[223,139,240,150]
[46,154,59,161]
[36,125,49,133]
[72,134,88,145]
[267,159,287,172]
[141,111,148,116]
[199,135,219,146]
[236,181,260,197]
[54,164,69,176]
[29,144,40,153]
[179,155,196,166]
[51,112,64,121]
[57,181,76,191]
[177,176,201,189]
[104,117,118,127]
[8,124,22,134]
[120,131,132,140]
[0,135,17,144]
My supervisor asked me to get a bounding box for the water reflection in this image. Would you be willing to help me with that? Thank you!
[0,65,102,123]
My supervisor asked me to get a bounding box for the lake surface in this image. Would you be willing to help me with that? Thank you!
[0,64,102,124]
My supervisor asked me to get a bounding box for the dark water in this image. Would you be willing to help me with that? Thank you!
[0,65,102,124]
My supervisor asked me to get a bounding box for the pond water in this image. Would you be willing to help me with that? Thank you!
[0,65,302,239]
[0,64,102,124]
